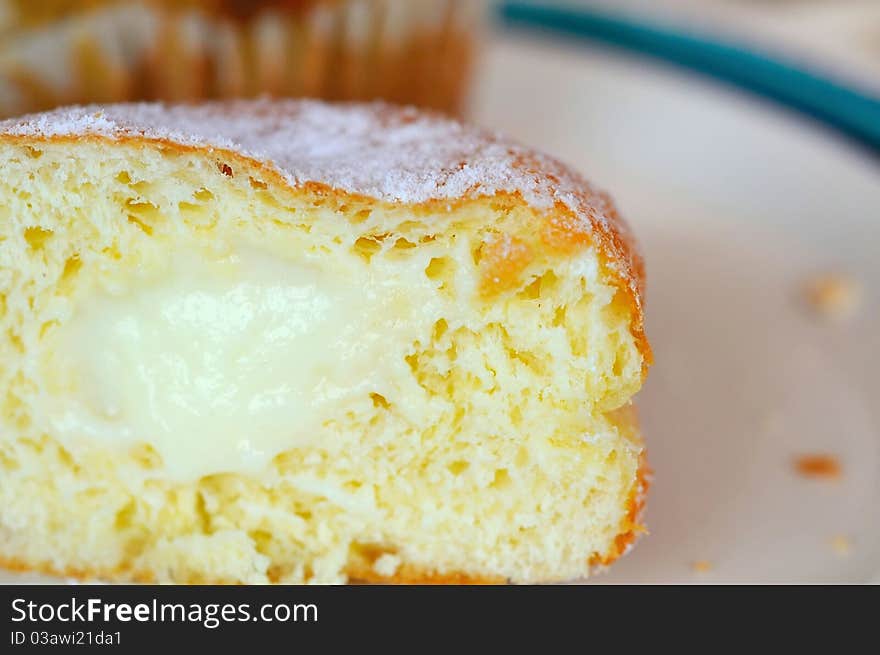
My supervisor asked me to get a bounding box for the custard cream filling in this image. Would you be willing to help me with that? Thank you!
[39,245,449,480]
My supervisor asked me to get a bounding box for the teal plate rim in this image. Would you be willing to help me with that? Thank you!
[498,1,880,154]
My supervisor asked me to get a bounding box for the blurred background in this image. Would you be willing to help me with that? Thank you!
[1,0,878,583]
[1,0,879,130]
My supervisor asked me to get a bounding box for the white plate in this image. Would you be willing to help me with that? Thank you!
[471,33,880,583]
[3,31,878,586]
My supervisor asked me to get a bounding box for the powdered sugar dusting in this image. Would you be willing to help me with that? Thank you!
[1,99,603,209]
[0,99,642,300]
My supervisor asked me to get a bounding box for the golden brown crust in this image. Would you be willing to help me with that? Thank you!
[0,448,649,585]
[0,553,507,586]
[0,103,650,585]
[598,405,651,566]
[589,452,650,568]
[347,565,507,586]
[0,556,157,585]
[349,451,650,584]
[0,101,651,373]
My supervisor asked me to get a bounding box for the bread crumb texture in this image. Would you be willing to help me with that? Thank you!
[0,102,650,584]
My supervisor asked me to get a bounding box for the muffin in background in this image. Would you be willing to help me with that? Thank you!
[0,0,485,117]
[0,0,121,32]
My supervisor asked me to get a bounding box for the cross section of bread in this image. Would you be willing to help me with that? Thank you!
[0,100,651,583]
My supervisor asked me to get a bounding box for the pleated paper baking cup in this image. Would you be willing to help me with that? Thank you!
[0,0,486,117]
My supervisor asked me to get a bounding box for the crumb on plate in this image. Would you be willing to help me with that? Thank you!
[802,272,863,321]
[829,535,851,557]
[691,560,712,573]
[794,454,842,480]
